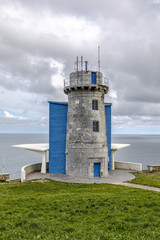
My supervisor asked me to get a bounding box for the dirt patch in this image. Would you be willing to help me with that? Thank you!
[30,179,48,183]
[0,182,9,185]
[0,179,21,185]
[0,178,49,185]
[131,170,160,175]
[146,171,160,174]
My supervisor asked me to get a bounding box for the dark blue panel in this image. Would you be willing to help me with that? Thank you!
[94,163,100,177]
[91,72,96,84]
[49,102,68,174]
[105,104,112,171]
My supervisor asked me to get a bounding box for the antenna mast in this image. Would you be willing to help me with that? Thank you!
[98,46,100,72]
[76,56,78,72]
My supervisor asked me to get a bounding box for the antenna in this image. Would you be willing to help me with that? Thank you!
[81,56,83,71]
[98,46,100,72]
[76,56,78,72]
[85,61,88,72]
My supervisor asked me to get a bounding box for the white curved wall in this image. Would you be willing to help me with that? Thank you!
[21,162,49,182]
[115,161,142,171]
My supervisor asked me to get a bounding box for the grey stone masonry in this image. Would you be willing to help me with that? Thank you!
[64,70,109,178]
[70,71,102,86]
[0,174,10,182]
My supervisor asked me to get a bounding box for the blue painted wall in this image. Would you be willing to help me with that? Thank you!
[49,102,68,174]
[105,104,112,171]
[49,101,112,174]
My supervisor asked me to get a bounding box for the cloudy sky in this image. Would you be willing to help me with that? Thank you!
[0,0,160,134]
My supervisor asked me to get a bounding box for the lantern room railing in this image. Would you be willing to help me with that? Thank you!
[64,76,109,88]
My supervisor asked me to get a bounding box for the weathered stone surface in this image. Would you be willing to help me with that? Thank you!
[65,70,109,178]
[70,71,103,86]
[0,174,10,182]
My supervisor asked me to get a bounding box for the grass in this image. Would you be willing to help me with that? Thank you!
[0,179,160,240]
[129,171,160,188]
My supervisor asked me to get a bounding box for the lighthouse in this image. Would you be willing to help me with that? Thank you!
[13,52,137,182]
[64,56,109,177]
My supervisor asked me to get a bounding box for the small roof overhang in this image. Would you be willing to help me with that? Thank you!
[12,143,130,152]
[12,143,49,152]
[111,143,130,151]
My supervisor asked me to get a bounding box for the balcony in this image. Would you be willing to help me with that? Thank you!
[64,74,109,88]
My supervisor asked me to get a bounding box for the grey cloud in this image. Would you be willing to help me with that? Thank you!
[112,99,160,117]
[11,0,148,22]
[0,112,49,133]
[0,56,56,94]
[0,0,160,133]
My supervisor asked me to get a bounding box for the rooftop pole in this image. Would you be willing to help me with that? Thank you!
[76,56,78,72]
[81,56,83,71]
[98,46,100,72]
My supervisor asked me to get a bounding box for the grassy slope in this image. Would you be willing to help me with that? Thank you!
[0,180,160,240]
[129,172,160,188]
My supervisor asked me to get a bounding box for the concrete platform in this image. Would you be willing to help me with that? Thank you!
[13,143,132,180]
[26,169,135,184]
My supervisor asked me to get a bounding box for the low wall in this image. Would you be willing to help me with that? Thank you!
[21,162,49,182]
[0,173,10,182]
[147,165,160,172]
[115,161,142,171]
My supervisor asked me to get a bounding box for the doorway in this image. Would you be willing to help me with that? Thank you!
[94,163,101,177]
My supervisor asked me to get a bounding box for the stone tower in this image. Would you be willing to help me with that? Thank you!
[64,57,109,178]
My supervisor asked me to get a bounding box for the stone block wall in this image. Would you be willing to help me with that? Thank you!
[66,88,108,177]
[0,174,10,182]
[70,71,103,86]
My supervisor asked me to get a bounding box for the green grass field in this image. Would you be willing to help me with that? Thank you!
[129,171,160,188]
[0,179,160,240]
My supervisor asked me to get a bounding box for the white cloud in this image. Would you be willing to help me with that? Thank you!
[4,111,15,119]
[150,0,160,4]
[50,59,64,88]
[109,89,117,99]
[4,111,27,120]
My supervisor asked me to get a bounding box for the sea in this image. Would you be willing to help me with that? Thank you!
[0,134,160,180]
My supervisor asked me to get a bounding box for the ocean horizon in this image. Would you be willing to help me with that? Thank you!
[0,133,160,180]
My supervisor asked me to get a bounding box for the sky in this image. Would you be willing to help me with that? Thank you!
[0,0,160,134]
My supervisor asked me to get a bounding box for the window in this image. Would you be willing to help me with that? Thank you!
[93,121,99,132]
[92,100,98,110]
